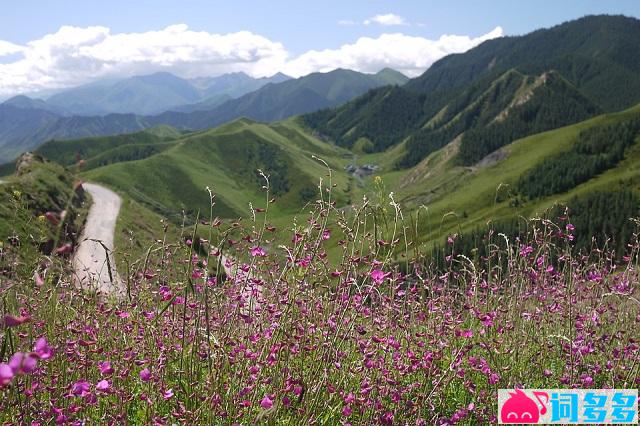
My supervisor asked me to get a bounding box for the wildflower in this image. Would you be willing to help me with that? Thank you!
[322,229,331,240]
[292,233,302,244]
[163,389,174,400]
[0,363,14,387]
[250,246,266,257]
[34,271,44,287]
[488,372,500,384]
[260,395,274,409]
[455,329,473,338]
[370,269,389,285]
[139,368,151,382]
[342,405,353,417]
[54,243,73,255]
[71,380,91,397]
[3,314,31,327]
[580,374,594,386]
[98,361,114,376]
[296,256,311,268]
[33,337,53,359]
[520,245,534,257]
[9,352,37,374]
[96,380,110,392]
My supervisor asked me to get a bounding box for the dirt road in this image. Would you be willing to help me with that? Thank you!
[73,183,125,299]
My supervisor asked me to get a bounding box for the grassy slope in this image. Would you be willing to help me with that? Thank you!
[381,103,640,246]
[46,102,640,264]
[84,118,353,223]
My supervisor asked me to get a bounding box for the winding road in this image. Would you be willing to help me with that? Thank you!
[73,183,125,299]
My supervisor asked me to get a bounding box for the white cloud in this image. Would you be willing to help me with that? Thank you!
[0,25,288,96]
[364,13,408,26]
[0,40,24,57]
[0,24,504,97]
[282,26,504,77]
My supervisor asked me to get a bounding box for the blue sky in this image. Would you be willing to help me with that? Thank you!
[0,0,638,97]
[2,0,638,52]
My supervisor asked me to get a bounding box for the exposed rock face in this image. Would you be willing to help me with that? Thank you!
[15,152,46,176]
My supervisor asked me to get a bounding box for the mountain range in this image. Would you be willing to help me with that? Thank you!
[304,15,640,170]
[0,68,408,162]
[1,14,640,253]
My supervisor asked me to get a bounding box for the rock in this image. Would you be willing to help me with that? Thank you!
[15,152,46,176]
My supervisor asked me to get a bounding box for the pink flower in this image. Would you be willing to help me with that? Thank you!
[370,269,389,285]
[98,361,114,376]
[519,245,534,257]
[455,329,474,338]
[33,337,53,360]
[296,256,311,268]
[34,272,44,287]
[96,380,110,392]
[250,246,266,257]
[344,392,355,404]
[3,315,31,327]
[163,389,174,400]
[139,368,151,382]
[342,405,352,417]
[260,395,274,409]
[9,352,37,374]
[54,243,73,255]
[488,372,500,384]
[71,380,91,397]
[292,233,302,244]
[322,229,331,240]
[0,363,14,387]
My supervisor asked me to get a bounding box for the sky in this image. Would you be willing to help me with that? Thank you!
[0,0,638,97]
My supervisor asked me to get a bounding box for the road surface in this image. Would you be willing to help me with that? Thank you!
[73,183,125,299]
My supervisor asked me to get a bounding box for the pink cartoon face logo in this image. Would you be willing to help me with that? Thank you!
[501,389,549,423]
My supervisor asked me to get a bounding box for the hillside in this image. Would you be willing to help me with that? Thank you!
[392,103,640,250]
[81,119,353,222]
[304,15,640,169]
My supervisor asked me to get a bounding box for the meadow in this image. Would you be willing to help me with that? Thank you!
[0,166,638,425]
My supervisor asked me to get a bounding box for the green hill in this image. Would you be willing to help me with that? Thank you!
[304,15,640,169]
[81,119,352,222]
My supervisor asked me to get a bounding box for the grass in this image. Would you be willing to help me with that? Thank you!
[0,169,638,424]
[83,118,353,223]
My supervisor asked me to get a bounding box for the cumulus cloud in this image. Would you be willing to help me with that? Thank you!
[0,24,288,96]
[282,26,504,77]
[0,24,504,96]
[364,14,408,26]
[0,40,24,57]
